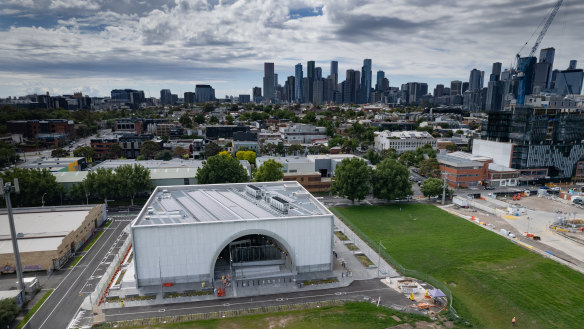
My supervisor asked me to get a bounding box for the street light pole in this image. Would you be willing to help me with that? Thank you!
[1,180,25,291]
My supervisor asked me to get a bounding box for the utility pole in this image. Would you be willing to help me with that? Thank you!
[1,179,25,292]
[442,173,447,205]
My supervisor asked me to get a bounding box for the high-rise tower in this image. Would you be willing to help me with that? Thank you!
[263,63,275,101]
[360,59,372,103]
[295,63,303,103]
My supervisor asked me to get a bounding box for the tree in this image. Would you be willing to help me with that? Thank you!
[219,150,231,157]
[179,113,193,128]
[260,143,276,156]
[286,144,304,156]
[446,143,458,152]
[109,143,123,159]
[225,114,234,125]
[51,148,69,157]
[363,149,381,165]
[254,159,284,182]
[85,167,119,204]
[196,154,248,184]
[115,164,153,206]
[0,142,18,168]
[331,157,370,204]
[194,114,206,125]
[173,146,189,158]
[68,180,90,204]
[0,298,18,328]
[202,103,215,112]
[302,111,316,123]
[398,150,417,167]
[140,140,160,159]
[0,168,64,207]
[73,146,95,162]
[371,158,412,201]
[204,142,221,158]
[418,158,441,178]
[209,115,219,124]
[236,150,256,165]
[421,177,444,199]
[155,150,173,160]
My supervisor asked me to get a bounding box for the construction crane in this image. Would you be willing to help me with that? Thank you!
[515,0,564,104]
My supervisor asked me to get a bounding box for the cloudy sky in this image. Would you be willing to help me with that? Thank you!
[0,0,582,99]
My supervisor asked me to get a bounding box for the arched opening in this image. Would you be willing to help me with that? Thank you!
[213,233,295,285]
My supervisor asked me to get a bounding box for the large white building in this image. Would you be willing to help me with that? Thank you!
[131,182,333,287]
[280,124,327,144]
[374,130,436,153]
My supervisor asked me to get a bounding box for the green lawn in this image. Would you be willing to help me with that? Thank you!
[97,302,433,329]
[331,204,584,329]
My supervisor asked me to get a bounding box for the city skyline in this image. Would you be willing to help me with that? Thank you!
[1,0,583,98]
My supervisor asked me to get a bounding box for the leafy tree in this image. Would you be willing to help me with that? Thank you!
[0,168,64,207]
[260,143,276,156]
[155,150,173,160]
[275,142,285,156]
[371,158,412,201]
[418,158,441,178]
[109,143,123,159]
[219,150,231,157]
[363,149,381,165]
[73,146,95,162]
[85,168,119,204]
[173,146,189,158]
[308,144,330,155]
[0,298,18,328]
[202,103,215,113]
[286,144,304,156]
[68,180,90,204]
[341,138,359,153]
[0,142,18,168]
[209,115,219,124]
[225,114,234,125]
[446,143,458,152]
[196,154,248,184]
[398,150,417,167]
[115,164,153,206]
[302,111,316,123]
[380,148,397,160]
[179,113,193,128]
[254,159,284,182]
[51,148,69,157]
[140,140,160,159]
[194,114,206,124]
[236,150,256,165]
[331,157,370,204]
[204,142,221,158]
[421,177,444,199]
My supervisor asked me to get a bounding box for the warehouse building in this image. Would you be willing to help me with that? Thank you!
[131,182,333,287]
[0,205,105,273]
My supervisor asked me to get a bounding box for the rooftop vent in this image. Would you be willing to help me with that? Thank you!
[246,184,262,199]
[270,195,289,214]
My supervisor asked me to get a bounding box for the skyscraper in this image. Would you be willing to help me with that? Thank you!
[360,59,372,103]
[252,87,262,103]
[533,48,555,92]
[307,61,315,103]
[285,76,295,103]
[376,71,385,91]
[450,80,462,95]
[160,89,172,105]
[486,62,505,112]
[195,85,215,103]
[330,61,338,91]
[516,56,537,104]
[555,61,583,95]
[316,67,322,80]
[469,69,484,91]
[294,63,303,103]
[263,62,275,101]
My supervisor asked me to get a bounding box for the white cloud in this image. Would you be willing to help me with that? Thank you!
[0,0,582,97]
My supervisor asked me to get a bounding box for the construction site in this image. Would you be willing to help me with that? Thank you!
[450,187,584,272]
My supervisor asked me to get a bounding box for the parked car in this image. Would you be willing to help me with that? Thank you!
[484,186,495,190]
[573,198,584,205]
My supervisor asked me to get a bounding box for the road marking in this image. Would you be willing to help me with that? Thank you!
[30,221,124,329]
[106,287,388,319]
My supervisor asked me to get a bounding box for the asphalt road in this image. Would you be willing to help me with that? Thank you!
[21,217,131,329]
[102,279,418,323]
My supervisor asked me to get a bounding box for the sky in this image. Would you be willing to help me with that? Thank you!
[0,0,583,99]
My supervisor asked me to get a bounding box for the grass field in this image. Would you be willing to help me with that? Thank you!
[84,230,104,252]
[331,204,584,329]
[99,302,434,329]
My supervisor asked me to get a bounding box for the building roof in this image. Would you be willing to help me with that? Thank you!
[0,209,91,254]
[53,171,89,183]
[20,157,84,172]
[133,182,330,227]
[149,167,200,180]
[93,159,204,169]
[437,154,483,168]
[376,130,434,139]
[448,151,492,162]
[488,163,518,172]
